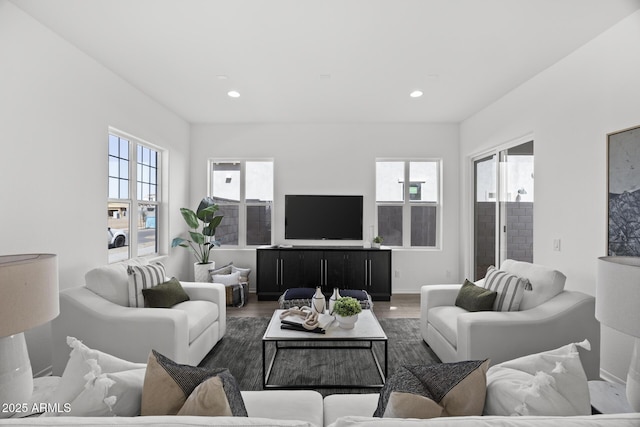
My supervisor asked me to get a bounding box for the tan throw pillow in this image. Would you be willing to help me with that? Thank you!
[177,376,232,416]
[374,359,490,419]
[140,350,247,417]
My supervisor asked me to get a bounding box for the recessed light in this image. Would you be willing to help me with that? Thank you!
[320,74,331,79]
[227,90,240,98]
[216,75,228,80]
[410,90,423,98]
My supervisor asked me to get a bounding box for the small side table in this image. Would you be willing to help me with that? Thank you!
[589,380,634,414]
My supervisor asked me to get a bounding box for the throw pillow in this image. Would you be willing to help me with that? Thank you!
[209,263,233,277]
[484,340,591,416]
[142,277,190,308]
[140,350,247,417]
[482,265,530,311]
[127,262,167,307]
[231,265,251,282]
[455,280,497,312]
[44,337,146,416]
[373,359,490,419]
[85,258,150,307]
[66,368,146,416]
[211,271,241,286]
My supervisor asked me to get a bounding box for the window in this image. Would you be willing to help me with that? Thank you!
[209,160,273,247]
[376,160,441,248]
[108,131,161,263]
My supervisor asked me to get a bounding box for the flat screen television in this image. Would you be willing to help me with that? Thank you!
[285,195,363,240]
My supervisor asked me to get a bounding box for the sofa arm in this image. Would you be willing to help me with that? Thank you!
[456,291,600,379]
[420,284,462,342]
[181,281,226,339]
[52,287,190,375]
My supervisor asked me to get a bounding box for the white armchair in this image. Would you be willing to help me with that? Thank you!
[52,259,226,375]
[420,260,600,380]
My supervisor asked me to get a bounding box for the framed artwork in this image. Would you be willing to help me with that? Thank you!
[608,125,640,256]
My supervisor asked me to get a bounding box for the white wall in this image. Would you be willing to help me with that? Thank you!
[0,1,191,375]
[189,123,460,293]
[460,11,640,382]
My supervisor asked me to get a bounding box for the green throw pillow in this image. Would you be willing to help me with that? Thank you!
[142,277,190,308]
[455,279,497,312]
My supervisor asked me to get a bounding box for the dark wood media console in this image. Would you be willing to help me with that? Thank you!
[256,246,392,301]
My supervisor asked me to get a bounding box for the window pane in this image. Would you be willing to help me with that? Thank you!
[119,159,128,179]
[137,204,157,257]
[108,156,119,178]
[411,205,437,246]
[247,205,271,245]
[108,202,129,263]
[108,135,119,156]
[119,179,128,199]
[409,161,438,202]
[378,205,403,246]
[137,145,158,202]
[246,161,273,202]
[212,163,240,202]
[119,139,129,160]
[214,205,239,245]
[376,162,404,202]
[108,178,119,199]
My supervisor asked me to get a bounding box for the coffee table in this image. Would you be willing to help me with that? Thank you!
[262,309,388,389]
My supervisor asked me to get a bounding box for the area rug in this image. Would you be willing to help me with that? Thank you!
[199,316,440,396]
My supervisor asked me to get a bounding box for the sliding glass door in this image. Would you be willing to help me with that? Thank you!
[473,140,534,280]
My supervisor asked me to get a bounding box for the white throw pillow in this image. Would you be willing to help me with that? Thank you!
[483,340,591,416]
[127,262,167,307]
[483,266,529,311]
[85,258,149,306]
[501,259,566,310]
[67,368,146,416]
[212,271,241,285]
[44,337,146,416]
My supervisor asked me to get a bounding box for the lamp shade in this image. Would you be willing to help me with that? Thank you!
[596,256,640,338]
[0,254,59,337]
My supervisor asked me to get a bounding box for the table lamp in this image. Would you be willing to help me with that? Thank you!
[0,254,59,417]
[596,256,640,412]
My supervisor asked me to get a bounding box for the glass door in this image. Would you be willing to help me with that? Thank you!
[473,140,534,280]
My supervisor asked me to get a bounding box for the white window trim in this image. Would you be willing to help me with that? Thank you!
[207,158,274,248]
[375,158,443,250]
[108,127,166,262]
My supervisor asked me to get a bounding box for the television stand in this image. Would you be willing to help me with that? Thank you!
[256,246,391,301]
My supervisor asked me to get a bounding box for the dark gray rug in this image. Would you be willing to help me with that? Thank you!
[199,316,440,397]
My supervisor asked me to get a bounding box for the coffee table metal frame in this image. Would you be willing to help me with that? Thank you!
[262,309,388,389]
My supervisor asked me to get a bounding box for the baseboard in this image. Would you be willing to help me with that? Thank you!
[34,365,53,378]
[599,368,625,385]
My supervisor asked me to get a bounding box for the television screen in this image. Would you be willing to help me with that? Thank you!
[285,195,363,240]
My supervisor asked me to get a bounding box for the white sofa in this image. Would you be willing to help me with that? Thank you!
[52,259,226,375]
[420,260,601,379]
[2,391,639,426]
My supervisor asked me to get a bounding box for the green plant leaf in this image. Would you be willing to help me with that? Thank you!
[202,215,223,236]
[180,208,199,229]
[189,231,205,244]
[196,197,219,222]
[171,237,187,247]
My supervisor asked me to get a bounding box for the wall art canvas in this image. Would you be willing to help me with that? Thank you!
[608,125,640,256]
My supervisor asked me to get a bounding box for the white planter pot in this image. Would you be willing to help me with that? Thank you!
[194,262,214,282]
[335,313,358,329]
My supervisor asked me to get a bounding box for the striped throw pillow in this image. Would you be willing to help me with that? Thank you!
[482,266,531,311]
[127,262,167,307]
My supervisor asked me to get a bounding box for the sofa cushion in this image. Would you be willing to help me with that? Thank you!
[501,260,566,310]
[85,258,149,307]
[142,277,190,308]
[141,350,247,417]
[484,340,591,416]
[428,306,467,348]
[172,300,219,344]
[127,262,167,307]
[483,266,529,311]
[455,280,497,312]
[373,360,490,418]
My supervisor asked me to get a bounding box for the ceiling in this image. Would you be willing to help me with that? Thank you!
[11,0,640,124]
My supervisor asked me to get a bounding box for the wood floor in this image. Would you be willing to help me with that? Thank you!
[227,293,421,318]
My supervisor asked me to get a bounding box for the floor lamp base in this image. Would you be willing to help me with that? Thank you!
[0,333,33,418]
[627,337,640,412]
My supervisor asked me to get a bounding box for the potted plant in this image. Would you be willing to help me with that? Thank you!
[171,197,224,282]
[372,236,383,248]
[332,296,363,329]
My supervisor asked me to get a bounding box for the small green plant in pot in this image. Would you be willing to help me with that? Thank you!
[372,236,383,248]
[332,296,363,329]
[172,197,224,281]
